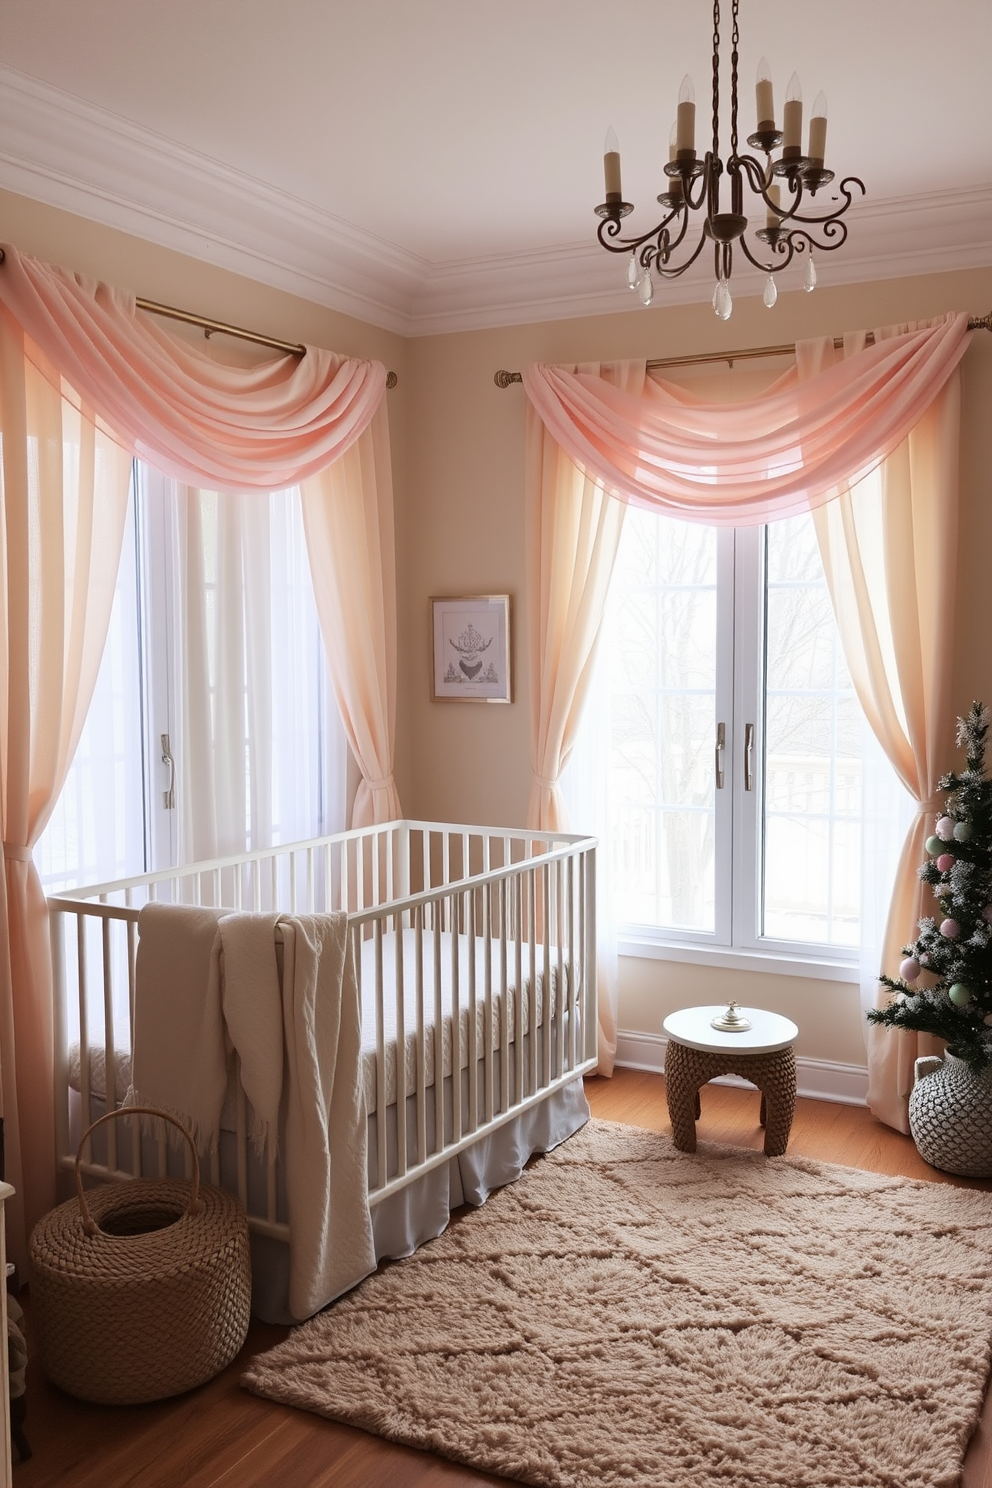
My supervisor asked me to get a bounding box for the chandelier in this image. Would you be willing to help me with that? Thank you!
[595,0,865,318]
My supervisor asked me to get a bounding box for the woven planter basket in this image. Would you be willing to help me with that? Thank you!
[30,1107,251,1404]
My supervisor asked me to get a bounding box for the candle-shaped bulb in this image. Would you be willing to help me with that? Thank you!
[765,182,781,229]
[667,121,684,201]
[808,91,828,164]
[783,72,803,152]
[755,56,775,130]
[604,126,622,199]
[677,75,696,155]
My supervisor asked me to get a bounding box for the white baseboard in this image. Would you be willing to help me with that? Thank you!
[614,1029,868,1107]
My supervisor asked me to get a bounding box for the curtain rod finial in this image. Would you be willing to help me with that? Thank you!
[495,370,523,388]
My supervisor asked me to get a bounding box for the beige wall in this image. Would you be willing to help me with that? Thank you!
[5,186,992,1072]
[403,266,992,1070]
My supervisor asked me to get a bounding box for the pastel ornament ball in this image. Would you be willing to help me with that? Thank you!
[936,816,956,841]
[949,983,972,1008]
[940,918,962,939]
[925,835,943,856]
[936,853,956,873]
[953,821,973,843]
[900,956,921,982]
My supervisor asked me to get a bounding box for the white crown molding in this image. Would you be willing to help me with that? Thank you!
[615,1028,869,1108]
[1,63,990,340]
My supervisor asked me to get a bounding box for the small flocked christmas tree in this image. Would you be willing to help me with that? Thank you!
[868,702,992,1069]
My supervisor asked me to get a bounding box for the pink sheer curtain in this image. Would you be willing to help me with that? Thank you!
[1,317,133,1272]
[0,244,386,490]
[523,314,972,1102]
[522,314,969,525]
[801,325,962,1131]
[0,245,397,1260]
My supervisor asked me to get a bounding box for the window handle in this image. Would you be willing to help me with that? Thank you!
[161,733,176,810]
[744,722,755,792]
[715,721,726,789]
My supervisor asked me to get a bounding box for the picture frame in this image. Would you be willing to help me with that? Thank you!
[430,594,512,703]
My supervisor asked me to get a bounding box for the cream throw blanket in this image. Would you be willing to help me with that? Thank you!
[130,904,374,1319]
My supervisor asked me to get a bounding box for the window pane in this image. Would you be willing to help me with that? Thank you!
[762,515,860,946]
[607,510,717,932]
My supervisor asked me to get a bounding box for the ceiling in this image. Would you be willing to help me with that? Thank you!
[1,0,990,335]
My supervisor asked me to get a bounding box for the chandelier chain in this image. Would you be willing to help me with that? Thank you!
[711,0,721,158]
[730,0,740,157]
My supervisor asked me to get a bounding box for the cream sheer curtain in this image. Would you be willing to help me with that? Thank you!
[301,402,400,827]
[525,362,643,1073]
[0,318,132,1271]
[802,324,962,1131]
[174,482,348,861]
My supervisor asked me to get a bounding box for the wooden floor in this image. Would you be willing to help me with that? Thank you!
[15,1070,992,1487]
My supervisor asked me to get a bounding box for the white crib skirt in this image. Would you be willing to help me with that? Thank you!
[250,1075,589,1324]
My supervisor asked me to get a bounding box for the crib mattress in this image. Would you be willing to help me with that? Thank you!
[69,928,574,1119]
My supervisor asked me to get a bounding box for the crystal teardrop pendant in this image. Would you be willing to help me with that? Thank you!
[714,278,732,320]
[638,268,654,307]
[803,251,817,293]
[763,274,778,309]
[626,253,640,290]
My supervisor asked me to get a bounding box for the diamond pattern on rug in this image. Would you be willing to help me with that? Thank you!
[242,1119,992,1488]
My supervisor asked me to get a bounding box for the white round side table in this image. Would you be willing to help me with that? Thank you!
[662,1006,799,1156]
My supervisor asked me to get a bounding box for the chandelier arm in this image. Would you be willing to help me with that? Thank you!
[654,208,692,263]
[652,224,711,279]
[737,233,797,275]
[786,218,850,253]
[684,159,711,213]
[595,205,682,254]
[778,175,866,227]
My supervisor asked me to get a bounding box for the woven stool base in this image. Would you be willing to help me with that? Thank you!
[665,1040,797,1156]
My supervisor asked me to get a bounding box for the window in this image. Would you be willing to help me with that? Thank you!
[599,503,862,964]
[38,463,347,892]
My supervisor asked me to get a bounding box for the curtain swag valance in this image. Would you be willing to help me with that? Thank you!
[0,244,386,492]
[521,312,971,525]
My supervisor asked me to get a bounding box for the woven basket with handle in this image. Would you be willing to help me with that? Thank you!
[30,1107,251,1404]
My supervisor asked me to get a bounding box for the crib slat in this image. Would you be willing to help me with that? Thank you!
[374,919,387,1192]
[450,894,462,1142]
[499,878,509,1116]
[101,915,118,1172]
[77,916,92,1167]
[555,858,566,1079]
[415,905,427,1168]
[528,866,538,1099]
[394,909,407,1181]
[433,913,444,1153]
[547,863,556,1095]
[514,871,524,1107]
[467,890,478,1135]
[483,882,494,1126]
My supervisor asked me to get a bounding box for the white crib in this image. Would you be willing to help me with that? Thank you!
[48,820,597,1319]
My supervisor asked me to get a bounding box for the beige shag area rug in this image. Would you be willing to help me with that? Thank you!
[242,1119,992,1488]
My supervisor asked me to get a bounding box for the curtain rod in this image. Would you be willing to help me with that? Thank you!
[137,298,399,387]
[493,313,992,387]
[0,251,398,385]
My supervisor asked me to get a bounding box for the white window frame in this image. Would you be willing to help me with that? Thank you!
[613,516,861,982]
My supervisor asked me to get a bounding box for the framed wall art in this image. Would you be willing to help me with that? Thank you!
[430,594,511,703]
